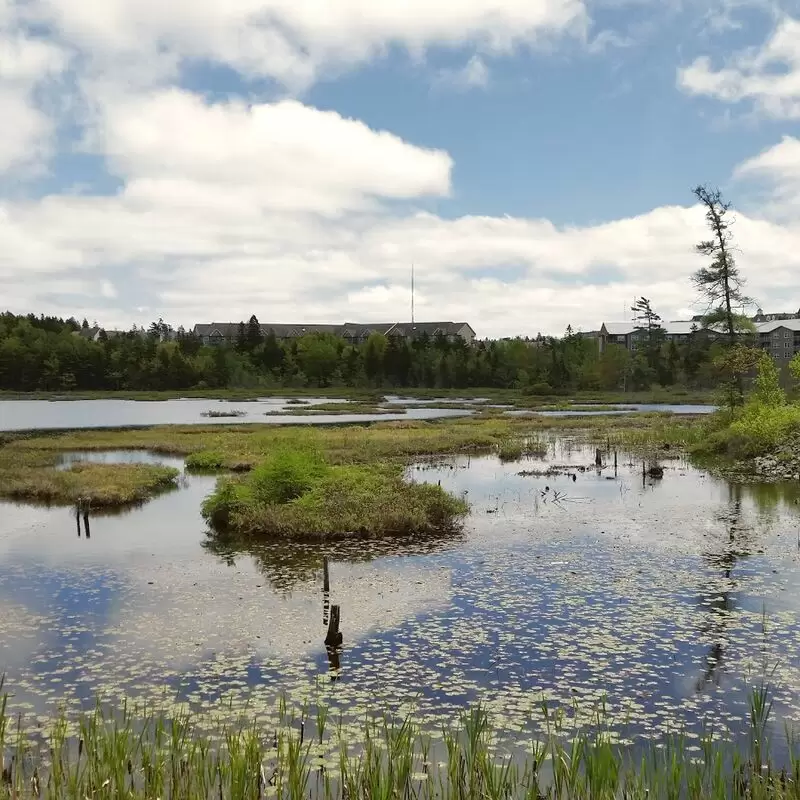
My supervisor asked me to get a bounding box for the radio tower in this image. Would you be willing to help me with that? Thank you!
[411,264,415,325]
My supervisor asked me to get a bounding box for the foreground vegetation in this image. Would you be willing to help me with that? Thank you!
[202,450,468,538]
[1,685,797,800]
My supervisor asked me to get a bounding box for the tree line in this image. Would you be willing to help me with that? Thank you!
[0,311,724,393]
[0,185,757,395]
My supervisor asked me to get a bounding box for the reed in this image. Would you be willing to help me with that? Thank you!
[1,685,798,799]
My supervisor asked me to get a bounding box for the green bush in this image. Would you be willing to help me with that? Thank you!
[695,355,800,459]
[725,404,800,458]
[202,457,468,539]
[525,381,553,396]
[248,449,329,504]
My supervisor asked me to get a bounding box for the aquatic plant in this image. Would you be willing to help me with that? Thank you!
[497,440,524,462]
[201,410,248,418]
[1,687,799,800]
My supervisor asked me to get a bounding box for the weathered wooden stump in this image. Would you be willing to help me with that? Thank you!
[325,604,343,647]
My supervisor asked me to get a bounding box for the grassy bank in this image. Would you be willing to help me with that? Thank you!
[1,687,795,800]
[1,414,701,471]
[0,451,179,507]
[0,386,716,406]
[0,413,703,511]
[202,450,468,538]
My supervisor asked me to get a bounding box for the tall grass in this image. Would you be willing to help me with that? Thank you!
[1,687,799,799]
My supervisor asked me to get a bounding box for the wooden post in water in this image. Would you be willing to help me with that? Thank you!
[614,451,618,473]
[76,508,81,537]
[595,448,602,468]
[325,604,343,648]
[83,513,91,539]
[322,557,331,625]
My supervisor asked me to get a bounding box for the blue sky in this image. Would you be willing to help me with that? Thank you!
[1,0,800,336]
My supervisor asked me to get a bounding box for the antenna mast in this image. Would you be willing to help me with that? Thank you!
[411,264,415,324]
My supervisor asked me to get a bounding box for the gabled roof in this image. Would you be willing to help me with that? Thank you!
[193,320,476,340]
[757,319,800,333]
[601,322,635,335]
[662,320,701,335]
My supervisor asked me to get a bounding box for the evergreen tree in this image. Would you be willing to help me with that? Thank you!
[246,315,263,352]
[692,185,755,404]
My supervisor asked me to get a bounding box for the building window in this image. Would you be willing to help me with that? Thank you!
[786,332,791,338]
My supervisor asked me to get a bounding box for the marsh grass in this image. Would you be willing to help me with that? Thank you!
[1,686,799,800]
[201,410,248,418]
[265,403,397,417]
[202,451,468,539]
[0,445,179,507]
[1,415,708,495]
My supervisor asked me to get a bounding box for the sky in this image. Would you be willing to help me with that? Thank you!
[1,0,800,338]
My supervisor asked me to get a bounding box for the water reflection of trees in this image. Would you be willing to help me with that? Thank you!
[201,530,465,593]
[202,532,464,682]
[696,485,753,691]
[740,482,800,528]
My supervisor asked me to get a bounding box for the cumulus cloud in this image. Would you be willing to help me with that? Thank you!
[735,136,800,220]
[0,33,68,173]
[29,0,587,89]
[678,16,800,118]
[93,90,452,215]
[3,127,800,337]
[1,0,800,337]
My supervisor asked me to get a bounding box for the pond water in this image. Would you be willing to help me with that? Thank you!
[0,398,472,431]
[1,441,799,758]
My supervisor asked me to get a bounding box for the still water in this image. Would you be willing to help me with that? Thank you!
[0,398,472,431]
[0,398,715,432]
[1,442,799,752]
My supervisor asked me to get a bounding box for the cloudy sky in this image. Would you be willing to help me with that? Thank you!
[1,0,799,337]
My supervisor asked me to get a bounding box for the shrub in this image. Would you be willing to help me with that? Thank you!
[726,404,800,458]
[202,459,468,539]
[525,381,553,396]
[751,353,785,408]
[248,449,328,504]
[185,450,227,470]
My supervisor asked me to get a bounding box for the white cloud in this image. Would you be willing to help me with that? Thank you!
[91,90,452,215]
[0,34,68,173]
[434,55,490,90]
[30,0,587,89]
[735,136,800,219]
[678,16,800,118]
[3,128,800,337]
[2,0,800,337]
